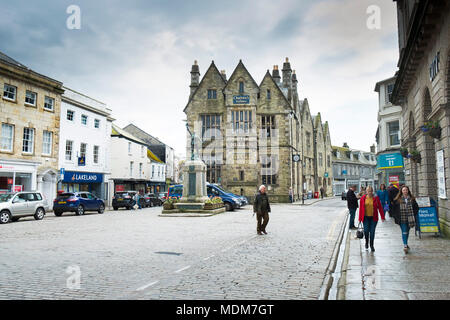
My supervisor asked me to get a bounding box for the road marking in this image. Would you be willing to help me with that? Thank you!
[136,281,159,291]
[203,255,215,261]
[174,265,191,273]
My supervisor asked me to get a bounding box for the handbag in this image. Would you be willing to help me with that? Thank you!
[356,222,364,239]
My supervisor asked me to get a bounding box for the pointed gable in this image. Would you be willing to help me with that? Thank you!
[259,70,292,109]
[184,61,227,113]
[224,60,260,93]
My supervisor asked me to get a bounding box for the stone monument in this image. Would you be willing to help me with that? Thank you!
[173,124,209,211]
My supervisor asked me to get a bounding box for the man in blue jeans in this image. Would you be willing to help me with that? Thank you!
[346,185,358,229]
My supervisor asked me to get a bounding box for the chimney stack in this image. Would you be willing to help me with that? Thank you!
[370,144,376,153]
[282,57,292,89]
[220,70,227,81]
[272,65,281,86]
[190,60,200,98]
[343,142,349,148]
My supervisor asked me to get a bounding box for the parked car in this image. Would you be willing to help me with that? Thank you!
[211,184,248,207]
[168,184,240,211]
[341,190,348,200]
[111,191,137,210]
[53,192,105,216]
[158,192,168,203]
[142,193,162,207]
[0,191,49,224]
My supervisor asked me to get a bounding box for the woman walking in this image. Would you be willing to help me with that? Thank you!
[392,186,419,254]
[377,184,389,215]
[358,186,386,252]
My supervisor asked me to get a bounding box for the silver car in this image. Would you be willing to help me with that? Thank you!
[0,192,49,224]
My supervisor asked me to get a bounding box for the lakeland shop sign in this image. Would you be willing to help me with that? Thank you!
[62,171,103,184]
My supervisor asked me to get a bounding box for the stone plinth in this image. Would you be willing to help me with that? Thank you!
[179,159,209,204]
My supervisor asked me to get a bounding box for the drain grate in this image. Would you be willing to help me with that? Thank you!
[154,251,183,256]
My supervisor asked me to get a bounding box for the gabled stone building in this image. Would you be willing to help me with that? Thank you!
[184,58,333,202]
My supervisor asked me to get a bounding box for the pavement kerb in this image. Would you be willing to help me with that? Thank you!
[293,197,339,206]
[336,220,352,300]
[319,208,349,300]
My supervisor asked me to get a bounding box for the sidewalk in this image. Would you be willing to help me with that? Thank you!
[292,196,338,206]
[341,214,450,300]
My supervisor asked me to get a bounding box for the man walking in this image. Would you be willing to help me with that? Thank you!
[346,185,358,229]
[253,185,271,235]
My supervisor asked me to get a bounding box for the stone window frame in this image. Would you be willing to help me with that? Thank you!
[261,115,276,138]
[0,123,14,152]
[266,89,271,100]
[22,127,35,154]
[42,130,53,156]
[207,89,217,100]
[25,90,37,107]
[201,114,221,140]
[3,83,17,102]
[239,81,245,94]
[44,96,55,112]
[231,110,252,135]
[260,154,278,186]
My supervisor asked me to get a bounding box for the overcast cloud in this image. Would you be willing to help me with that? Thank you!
[0,0,398,157]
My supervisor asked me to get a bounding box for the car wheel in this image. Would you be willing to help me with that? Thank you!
[34,207,45,220]
[0,210,11,224]
[127,206,131,210]
[76,205,85,216]
[113,207,118,211]
[224,202,232,211]
[54,211,63,217]
[98,204,105,214]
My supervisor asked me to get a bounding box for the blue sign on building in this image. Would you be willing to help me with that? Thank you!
[62,171,103,184]
[233,95,250,104]
[377,153,404,169]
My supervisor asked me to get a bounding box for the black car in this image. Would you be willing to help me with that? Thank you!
[142,193,162,207]
[112,191,137,210]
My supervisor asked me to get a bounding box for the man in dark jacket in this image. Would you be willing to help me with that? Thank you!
[253,185,271,235]
[387,184,399,217]
[346,185,358,229]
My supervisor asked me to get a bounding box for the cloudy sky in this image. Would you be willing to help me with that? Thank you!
[0,0,399,157]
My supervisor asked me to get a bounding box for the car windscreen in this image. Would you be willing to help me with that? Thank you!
[115,192,129,197]
[59,193,75,199]
[0,194,14,202]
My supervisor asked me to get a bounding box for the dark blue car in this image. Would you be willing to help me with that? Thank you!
[168,184,241,211]
[53,192,105,216]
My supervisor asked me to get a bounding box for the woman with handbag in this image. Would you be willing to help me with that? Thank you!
[391,186,418,254]
[358,186,386,252]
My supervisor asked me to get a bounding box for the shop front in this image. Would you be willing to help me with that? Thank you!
[60,170,106,200]
[377,152,405,188]
[0,160,38,194]
[113,179,148,194]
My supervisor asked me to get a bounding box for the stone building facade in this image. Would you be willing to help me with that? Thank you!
[332,144,378,196]
[0,51,63,204]
[184,58,333,202]
[391,0,450,236]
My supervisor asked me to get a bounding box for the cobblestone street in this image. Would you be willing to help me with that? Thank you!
[0,198,347,300]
